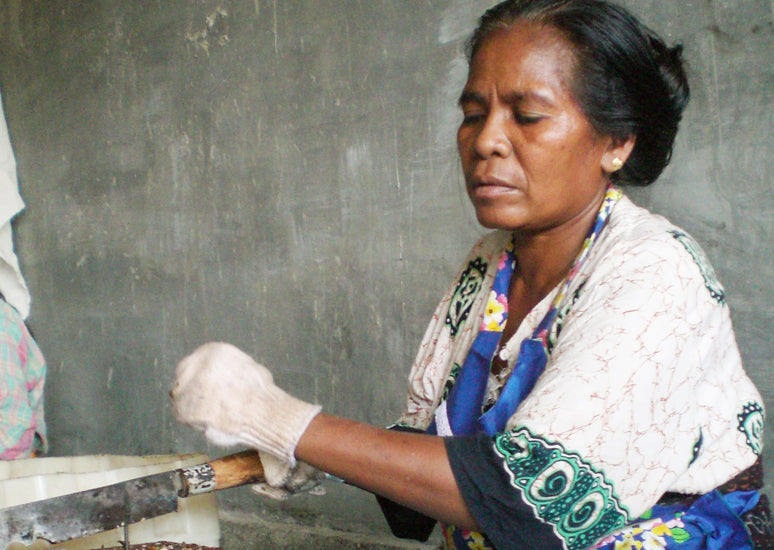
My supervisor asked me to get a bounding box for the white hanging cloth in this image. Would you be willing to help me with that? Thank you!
[0,89,31,319]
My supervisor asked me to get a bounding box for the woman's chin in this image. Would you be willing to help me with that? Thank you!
[473,207,526,232]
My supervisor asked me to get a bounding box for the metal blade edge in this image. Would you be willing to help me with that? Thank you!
[0,470,180,547]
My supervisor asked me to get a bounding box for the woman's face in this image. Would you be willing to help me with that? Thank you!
[457,23,617,233]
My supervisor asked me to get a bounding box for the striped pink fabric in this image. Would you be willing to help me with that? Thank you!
[0,298,46,459]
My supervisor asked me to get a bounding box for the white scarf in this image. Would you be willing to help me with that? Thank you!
[0,89,31,319]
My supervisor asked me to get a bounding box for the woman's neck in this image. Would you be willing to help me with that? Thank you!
[510,191,605,297]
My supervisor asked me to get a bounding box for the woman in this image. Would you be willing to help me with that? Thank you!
[172,1,772,548]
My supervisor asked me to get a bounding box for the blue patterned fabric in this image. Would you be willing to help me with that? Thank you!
[428,243,516,437]
[590,490,758,549]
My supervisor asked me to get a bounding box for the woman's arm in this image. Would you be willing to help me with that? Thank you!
[172,341,479,530]
[295,413,480,531]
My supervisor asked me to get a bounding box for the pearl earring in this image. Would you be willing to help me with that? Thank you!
[611,157,624,171]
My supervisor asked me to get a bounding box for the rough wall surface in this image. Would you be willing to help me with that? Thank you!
[0,0,771,543]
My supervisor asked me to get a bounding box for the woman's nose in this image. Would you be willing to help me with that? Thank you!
[474,112,512,158]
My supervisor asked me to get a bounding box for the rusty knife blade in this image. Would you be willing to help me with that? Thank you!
[0,469,180,548]
[0,450,265,548]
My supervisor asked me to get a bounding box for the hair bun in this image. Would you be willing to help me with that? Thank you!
[649,36,690,116]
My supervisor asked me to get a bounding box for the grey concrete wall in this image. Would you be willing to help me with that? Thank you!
[0,0,772,544]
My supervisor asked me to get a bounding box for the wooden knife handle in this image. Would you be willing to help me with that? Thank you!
[178,450,266,497]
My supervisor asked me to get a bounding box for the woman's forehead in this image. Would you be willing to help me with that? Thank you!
[463,23,578,101]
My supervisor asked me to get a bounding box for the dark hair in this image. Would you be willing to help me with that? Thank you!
[467,0,690,186]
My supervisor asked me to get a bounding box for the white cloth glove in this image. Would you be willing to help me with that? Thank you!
[172,342,322,469]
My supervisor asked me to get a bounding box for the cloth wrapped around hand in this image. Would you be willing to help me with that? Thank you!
[172,342,323,495]
[251,453,327,500]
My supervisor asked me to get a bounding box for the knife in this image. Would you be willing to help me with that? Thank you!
[0,450,264,548]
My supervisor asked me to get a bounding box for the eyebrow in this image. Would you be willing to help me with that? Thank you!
[457,90,486,106]
[457,89,556,109]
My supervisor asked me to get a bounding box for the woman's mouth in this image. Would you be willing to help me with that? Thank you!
[468,177,522,201]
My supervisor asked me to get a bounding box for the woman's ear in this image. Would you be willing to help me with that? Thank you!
[602,135,636,173]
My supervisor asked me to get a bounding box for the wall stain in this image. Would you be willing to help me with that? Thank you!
[185,6,230,56]
[706,24,737,45]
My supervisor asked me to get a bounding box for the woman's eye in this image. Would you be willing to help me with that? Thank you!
[514,112,543,125]
[461,112,485,125]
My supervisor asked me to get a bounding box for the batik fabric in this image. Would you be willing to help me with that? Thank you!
[391,192,766,549]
